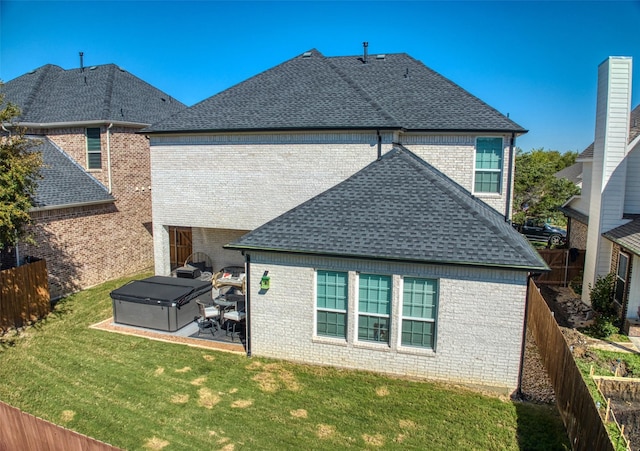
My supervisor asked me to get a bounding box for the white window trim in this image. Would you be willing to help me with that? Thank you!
[355,273,392,347]
[398,277,439,351]
[313,269,348,342]
[473,136,504,195]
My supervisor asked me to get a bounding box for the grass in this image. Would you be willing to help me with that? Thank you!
[0,272,570,450]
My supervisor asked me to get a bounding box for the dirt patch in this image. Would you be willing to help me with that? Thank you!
[290,409,308,418]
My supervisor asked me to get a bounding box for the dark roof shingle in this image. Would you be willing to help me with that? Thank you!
[144,49,525,134]
[228,146,546,271]
[578,103,640,160]
[29,136,114,209]
[2,64,186,125]
[604,217,640,256]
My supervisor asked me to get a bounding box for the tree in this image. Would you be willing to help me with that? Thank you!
[513,147,580,225]
[0,89,43,249]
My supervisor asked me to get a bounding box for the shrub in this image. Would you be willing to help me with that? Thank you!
[570,273,583,296]
[590,315,620,339]
[589,273,617,317]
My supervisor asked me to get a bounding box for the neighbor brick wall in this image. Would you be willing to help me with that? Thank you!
[569,219,588,250]
[246,251,528,392]
[23,127,153,298]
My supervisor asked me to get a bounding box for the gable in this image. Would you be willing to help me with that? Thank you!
[144,49,525,134]
[228,146,546,271]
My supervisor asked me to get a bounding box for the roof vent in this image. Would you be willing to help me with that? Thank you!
[376,54,386,60]
[362,42,368,64]
[302,51,312,58]
[79,51,84,72]
[89,66,97,70]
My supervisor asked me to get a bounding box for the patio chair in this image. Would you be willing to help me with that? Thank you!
[195,300,220,337]
[224,297,246,341]
[184,252,214,275]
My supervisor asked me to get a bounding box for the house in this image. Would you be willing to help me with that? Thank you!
[560,57,640,327]
[226,146,547,390]
[1,63,186,297]
[144,47,543,390]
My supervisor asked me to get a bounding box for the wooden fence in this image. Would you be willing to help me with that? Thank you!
[0,259,50,331]
[527,280,619,451]
[535,248,585,286]
[0,401,121,450]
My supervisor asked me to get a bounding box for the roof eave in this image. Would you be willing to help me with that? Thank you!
[224,244,548,273]
[8,120,150,129]
[140,125,404,135]
[30,198,115,212]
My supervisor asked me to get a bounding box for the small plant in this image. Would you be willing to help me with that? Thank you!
[570,272,583,296]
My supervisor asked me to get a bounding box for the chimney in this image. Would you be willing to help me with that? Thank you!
[363,42,368,64]
[79,52,84,72]
[582,56,633,303]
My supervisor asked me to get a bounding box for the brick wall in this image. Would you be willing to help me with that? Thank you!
[569,219,588,250]
[150,131,511,273]
[23,127,153,298]
[246,251,528,392]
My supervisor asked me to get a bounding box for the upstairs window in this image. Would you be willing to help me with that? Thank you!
[316,270,348,339]
[474,137,503,193]
[358,274,391,344]
[86,127,102,169]
[401,277,438,349]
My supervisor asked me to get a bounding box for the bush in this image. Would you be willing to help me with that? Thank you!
[590,315,620,339]
[589,273,617,317]
[570,273,583,296]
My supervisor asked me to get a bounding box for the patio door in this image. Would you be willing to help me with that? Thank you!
[169,226,192,270]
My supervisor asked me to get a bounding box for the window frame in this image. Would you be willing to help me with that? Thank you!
[400,277,438,350]
[86,127,102,170]
[615,252,629,306]
[474,137,504,194]
[357,273,392,344]
[315,270,348,339]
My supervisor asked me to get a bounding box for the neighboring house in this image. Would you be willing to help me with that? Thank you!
[144,47,544,391]
[1,63,185,297]
[227,146,546,390]
[554,161,583,189]
[560,57,640,325]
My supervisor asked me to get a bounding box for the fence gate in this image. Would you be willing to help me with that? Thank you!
[169,226,192,270]
[536,248,585,286]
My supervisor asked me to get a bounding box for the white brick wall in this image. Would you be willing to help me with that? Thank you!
[150,131,512,273]
[245,252,528,392]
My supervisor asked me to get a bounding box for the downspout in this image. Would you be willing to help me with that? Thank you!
[106,123,113,193]
[517,274,532,398]
[504,132,516,222]
[244,252,252,357]
[376,130,382,160]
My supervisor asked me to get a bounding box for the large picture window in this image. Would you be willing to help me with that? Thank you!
[358,274,391,343]
[401,277,438,349]
[316,270,348,338]
[86,127,102,169]
[474,137,503,193]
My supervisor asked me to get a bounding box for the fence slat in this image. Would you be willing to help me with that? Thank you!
[528,279,619,451]
[0,260,50,331]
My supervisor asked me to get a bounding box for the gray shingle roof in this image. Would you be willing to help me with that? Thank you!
[28,136,114,209]
[227,146,547,271]
[144,49,525,134]
[578,103,640,160]
[2,64,186,125]
[554,162,582,185]
[604,217,640,256]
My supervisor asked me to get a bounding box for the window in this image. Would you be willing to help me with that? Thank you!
[316,270,348,338]
[615,253,629,306]
[358,274,391,343]
[474,137,503,193]
[86,127,102,169]
[401,277,438,349]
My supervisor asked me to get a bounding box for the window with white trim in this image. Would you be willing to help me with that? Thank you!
[401,277,438,349]
[615,253,629,306]
[358,274,391,343]
[474,137,503,193]
[86,127,102,169]
[316,270,348,338]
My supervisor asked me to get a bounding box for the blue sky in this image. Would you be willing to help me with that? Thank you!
[1,1,639,153]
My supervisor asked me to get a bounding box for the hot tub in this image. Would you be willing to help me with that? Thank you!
[110,276,211,332]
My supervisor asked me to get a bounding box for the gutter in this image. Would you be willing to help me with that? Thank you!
[30,198,114,213]
[106,123,113,193]
[516,274,533,398]
[7,120,150,129]
[244,252,252,357]
[505,132,515,222]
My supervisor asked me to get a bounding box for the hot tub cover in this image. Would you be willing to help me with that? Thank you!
[110,276,211,307]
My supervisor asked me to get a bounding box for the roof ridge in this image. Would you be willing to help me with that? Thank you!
[21,65,59,118]
[101,65,116,120]
[324,57,400,126]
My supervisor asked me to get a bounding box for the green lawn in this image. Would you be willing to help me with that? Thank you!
[0,272,570,450]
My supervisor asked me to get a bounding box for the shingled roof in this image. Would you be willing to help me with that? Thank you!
[603,217,640,256]
[28,136,114,209]
[144,49,525,134]
[227,146,546,271]
[1,64,185,125]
